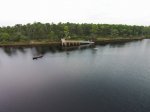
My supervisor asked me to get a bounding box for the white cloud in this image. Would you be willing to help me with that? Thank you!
[0,0,150,26]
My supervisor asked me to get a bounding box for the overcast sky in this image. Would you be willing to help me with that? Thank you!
[0,0,150,26]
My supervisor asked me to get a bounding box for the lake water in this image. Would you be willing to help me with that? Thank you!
[0,39,150,112]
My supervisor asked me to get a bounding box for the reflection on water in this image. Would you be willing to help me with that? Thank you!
[2,45,61,56]
[1,44,96,57]
[0,39,150,112]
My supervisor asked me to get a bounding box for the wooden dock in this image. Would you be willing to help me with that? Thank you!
[61,39,94,47]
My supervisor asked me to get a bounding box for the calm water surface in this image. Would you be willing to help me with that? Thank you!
[0,39,150,112]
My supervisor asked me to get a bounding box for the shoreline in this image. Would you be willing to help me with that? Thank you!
[0,42,61,47]
[0,37,145,47]
[95,37,144,44]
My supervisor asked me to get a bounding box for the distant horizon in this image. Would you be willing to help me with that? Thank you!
[0,21,149,27]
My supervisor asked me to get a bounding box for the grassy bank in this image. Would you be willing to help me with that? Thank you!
[0,37,145,47]
[95,37,144,44]
[0,40,60,47]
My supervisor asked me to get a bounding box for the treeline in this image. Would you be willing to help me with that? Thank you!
[0,22,150,42]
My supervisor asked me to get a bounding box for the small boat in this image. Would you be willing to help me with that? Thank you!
[33,55,43,60]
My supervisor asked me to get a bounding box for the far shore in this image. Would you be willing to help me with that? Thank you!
[0,37,145,47]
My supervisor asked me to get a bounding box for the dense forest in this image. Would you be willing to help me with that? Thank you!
[0,22,150,42]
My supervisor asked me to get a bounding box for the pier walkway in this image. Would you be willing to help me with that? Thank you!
[61,39,94,47]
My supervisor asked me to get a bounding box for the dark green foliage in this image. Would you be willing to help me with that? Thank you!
[0,22,150,42]
[0,32,10,41]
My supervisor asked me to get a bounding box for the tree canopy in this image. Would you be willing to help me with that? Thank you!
[0,22,150,42]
